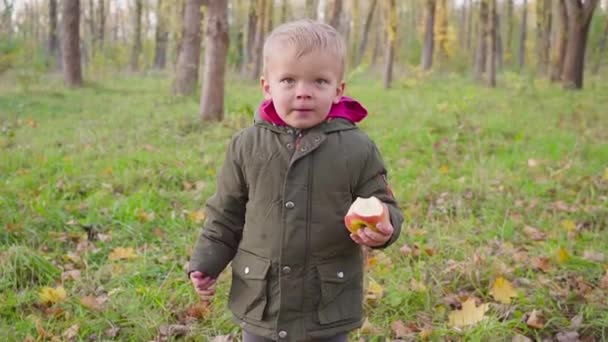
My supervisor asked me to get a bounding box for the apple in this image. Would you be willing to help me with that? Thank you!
[344,196,389,234]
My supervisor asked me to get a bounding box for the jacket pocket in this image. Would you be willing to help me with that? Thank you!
[316,260,363,324]
[228,250,271,321]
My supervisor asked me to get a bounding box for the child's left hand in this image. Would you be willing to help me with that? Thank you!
[349,216,394,247]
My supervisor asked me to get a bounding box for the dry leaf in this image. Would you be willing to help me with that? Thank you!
[555,331,580,342]
[136,210,155,223]
[212,335,235,342]
[523,226,546,241]
[527,159,539,167]
[531,257,551,272]
[525,309,546,329]
[365,279,384,305]
[439,165,449,174]
[188,209,206,224]
[410,279,428,292]
[359,318,380,335]
[185,301,211,319]
[39,286,67,304]
[62,270,81,281]
[62,324,79,341]
[158,324,190,339]
[582,250,604,262]
[600,271,608,290]
[512,334,533,342]
[490,277,518,304]
[105,326,120,338]
[80,296,104,311]
[556,247,571,263]
[400,244,420,257]
[108,247,137,261]
[391,320,414,338]
[561,219,576,232]
[570,314,583,329]
[448,298,490,328]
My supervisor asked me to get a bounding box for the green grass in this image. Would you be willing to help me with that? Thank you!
[1,70,607,341]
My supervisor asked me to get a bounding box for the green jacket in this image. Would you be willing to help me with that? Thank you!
[189,116,403,340]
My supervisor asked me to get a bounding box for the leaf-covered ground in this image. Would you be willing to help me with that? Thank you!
[1,72,607,341]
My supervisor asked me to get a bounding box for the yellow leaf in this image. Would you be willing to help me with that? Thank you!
[136,210,155,223]
[108,247,137,261]
[39,286,67,304]
[556,247,570,263]
[561,219,576,232]
[439,165,449,174]
[448,298,489,328]
[188,209,206,224]
[603,168,608,181]
[489,277,517,304]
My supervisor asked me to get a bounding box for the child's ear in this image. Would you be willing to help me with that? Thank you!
[260,77,272,100]
[333,81,346,104]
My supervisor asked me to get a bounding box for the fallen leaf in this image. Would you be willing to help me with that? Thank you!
[61,270,81,281]
[570,314,583,329]
[80,296,104,311]
[603,168,608,181]
[105,326,120,338]
[158,324,190,339]
[531,257,551,272]
[365,279,384,305]
[62,324,79,341]
[512,334,533,342]
[448,297,490,328]
[400,244,420,257]
[555,331,580,342]
[136,210,155,223]
[525,309,546,329]
[185,301,211,319]
[391,320,415,338]
[490,277,518,304]
[359,318,380,335]
[39,286,67,305]
[108,247,137,261]
[528,159,539,167]
[582,250,604,262]
[523,226,546,241]
[188,209,206,224]
[556,247,571,263]
[410,279,428,292]
[600,271,608,290]
[212,335,235,342]
[97,233,112,242]
[561,219,577,232]
[439,165,449,174]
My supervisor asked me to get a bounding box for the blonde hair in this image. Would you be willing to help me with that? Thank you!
[263,19,347,78]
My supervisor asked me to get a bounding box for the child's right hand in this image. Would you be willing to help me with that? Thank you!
[189,271,217,300]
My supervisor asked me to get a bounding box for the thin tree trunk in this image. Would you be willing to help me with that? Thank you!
[173,0,204,95]
[154,0,169,69]
[317,0,327,22]
[466,0,473,49]
[250,0,266,80]
[536,0,551,74]
[421,0,436,70]
[355,0,376,68]
[200,0,229,121]
[383,0,396,88]
[495,10,503,70]
[518,0,527,70]
[562,0,599,89]
[48,0,60,68]
[242,0,257,76]
[592,15,608,74]
[550,0,567,82]
[61,0,83,87]
[487,0,497,87]
[329,0,343,29]
[129,0,143,72]
[475,0,488,78]
[98,0,105,48]
[89,0,96,52]
[1,0,14,40]
[505,0,513,62]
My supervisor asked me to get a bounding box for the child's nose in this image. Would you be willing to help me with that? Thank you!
[295,83,313,99]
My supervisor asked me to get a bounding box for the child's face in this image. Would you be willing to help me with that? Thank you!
[261,47,345,129]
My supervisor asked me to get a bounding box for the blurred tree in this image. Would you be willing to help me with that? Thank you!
[355,0,376,68]
[154,0,169,69]
[173,0,204,95]
[550,0,567,82]
[48,0,60,68]
[475,0,488,78]
[383,0,396,88]
[61,0,83,87]
[487,0,497,87]
[518,0,527,70]
[562,0,599,89]
[592,13,608,74]
[130,0,143,72]
[421,0,436,70]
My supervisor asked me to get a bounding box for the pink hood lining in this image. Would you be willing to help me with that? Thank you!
[258,96,368,126]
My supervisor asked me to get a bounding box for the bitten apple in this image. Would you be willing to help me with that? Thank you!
[344,196,389,234]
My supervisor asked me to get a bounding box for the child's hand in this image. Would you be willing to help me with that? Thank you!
[190,271,217,300]
[349,215,394,248]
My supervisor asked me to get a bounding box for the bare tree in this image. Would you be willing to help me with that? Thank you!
[48,0,60,68]
[130,0,143,72]
[154,0,169,69]
[536,0,552,74]
[592,14,608,74]
[1,0,14,40]
[250,0,267,80]
[329,0,343,29]
[383,0,396,89]
[242,0,258,76]
[475,0,489,78]
[200,0,229,121]
[550,0,567,82]
[505,0,513,62]
[173,0,204,95]
[518,0,527,70]
[487,0,497,87]
[421,0,436,70]
[355,0,377,68]
[562,0,599,89]
[317,0,327,22]
[97,0,105,47]
[61,0,83,87]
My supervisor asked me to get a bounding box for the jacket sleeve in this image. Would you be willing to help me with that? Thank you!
[188,133,248,278]
[353,141,403,249]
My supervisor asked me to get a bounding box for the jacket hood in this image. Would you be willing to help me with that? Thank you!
[256,96,368,126]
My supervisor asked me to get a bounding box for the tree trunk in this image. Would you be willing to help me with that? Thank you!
[355,0,376,68]
[562,0,599,89]
[242,0,258,76]
[98,0,105,48]
[89,0,96,52]
[421,0,436,70]
[518,0,527,70]
[536,0,552,74]
[436,0,449,66]
[281,0,288,23]
[1,0,14,40]
[306,0,316,19]
[383,0,396,88]
[154,0,169,69]
[329,0,343,29]
[48,0,60,68]
[505,0,513,62]
[250,0,266,80]
[200,0,229,121]
[550,0,567,82]
[466,0,473,49]
[495,10,503,70]
[130,0,143,72]
[592,14,608,74]
[173,0,204,95]
[317,0,327,22]
[61,0,83,87]
[487,0,497,87]
[475,0,488,78]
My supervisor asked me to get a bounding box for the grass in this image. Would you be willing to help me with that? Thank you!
[1,70,607,341]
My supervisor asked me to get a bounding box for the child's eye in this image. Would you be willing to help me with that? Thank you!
[280,78,295,85]
[315,79,329,85]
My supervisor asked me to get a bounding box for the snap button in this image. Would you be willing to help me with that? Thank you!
[300,146,307,152]
[286,129,293,135]
[285,201,295,209]
[314,136,320,142]
[282,266,292,274]
[244,267,250,274]
[286,143,293,149]
[337,271,344,279]
[278,330,288,338]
